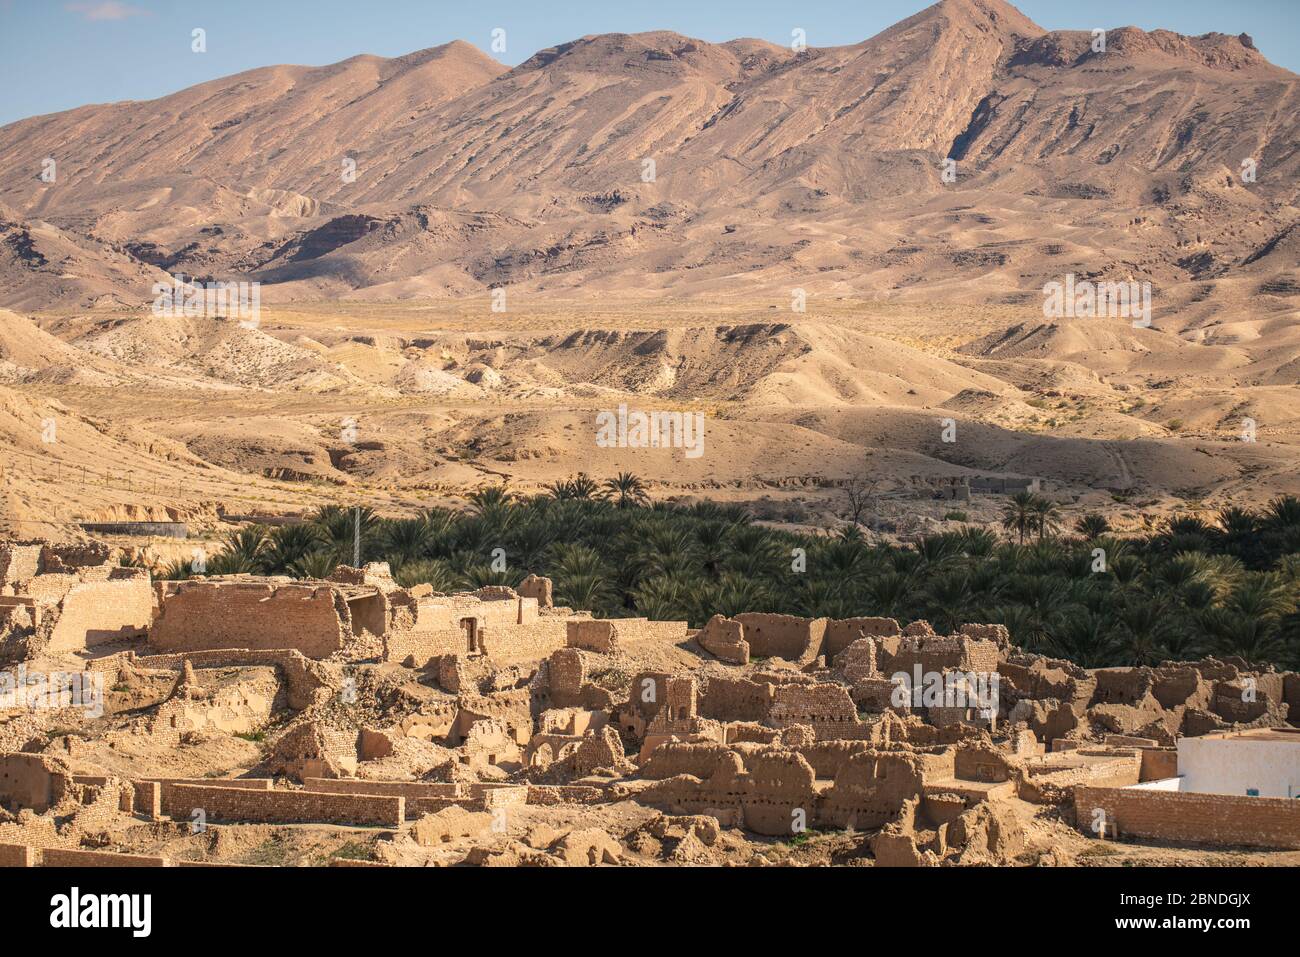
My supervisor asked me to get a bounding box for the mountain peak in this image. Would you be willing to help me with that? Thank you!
[920,0,1045,36]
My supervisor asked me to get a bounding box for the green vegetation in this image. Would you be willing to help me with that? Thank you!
[328,841,374,862]
[172,479,1300,670]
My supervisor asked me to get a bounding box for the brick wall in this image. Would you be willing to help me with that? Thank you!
[700,676,775,722]
[0,543,43,587]
[164,783,404,827]
[150,581,347,657]
[1,845,264,867]
[1075,785,1300,849]
[385,618,570,668]
[303,778,485,815]
[0,842,34,866]
[148,776,271,817]
[1140,748,1178,781]
[735,613,826,663]
[41,847,167,867]
[45,576,154,653]
[824,617,900,658]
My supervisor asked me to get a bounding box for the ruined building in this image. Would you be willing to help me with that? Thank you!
[0,538,1297,868]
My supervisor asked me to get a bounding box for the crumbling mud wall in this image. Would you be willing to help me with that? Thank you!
[1075,785,1300,849]
[387,591,685,669]
[824,617,901,660]
[567,618,688,654]
[0,544,154,657]
[0,753,72,813]
[695,615,749,665]
[386,616,572,669]
[150,580,350,657]
[160,782,405,827]
[115,648,336,710]
[40,571,155,652]
[735,614,827,663]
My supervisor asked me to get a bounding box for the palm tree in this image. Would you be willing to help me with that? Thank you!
[1001,492,1036,545]
[392,558,459,592]
[466,484,513,515]
[603,472,649,509]
[311,505,378,565]
[694,572,771,623]
[789,577,855,619]
[957,527,999,557]
[914,533,964,567]
[1196,608,1282,665]
[725,525,787,580]
[1074,513,1111,540]
[159,557,197,580]
[1215,505,1259,550]
[1224,574,1296,620]
[632,575,689,622]
[262,523,323,574]
[923,573,974,634]
[505,519,556,574]
[208,551,259,575]
[543,473,601,501]
[1030,496,1061,544]
[866,571,915,618]
[1116,600,1178,666]
[376,516,438,570]
[629,523,700,582]
[1045,610,1122,668]
[1263,495,1300,531]
[693,520,731,577]
[290,549,340,580]
[212,525,268,574]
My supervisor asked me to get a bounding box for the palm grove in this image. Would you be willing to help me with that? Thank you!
[164,475,1300,670]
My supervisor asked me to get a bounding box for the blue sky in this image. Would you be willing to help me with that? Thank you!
[1,0,1297,126]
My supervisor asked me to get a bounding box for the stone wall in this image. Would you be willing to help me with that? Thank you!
[121,648,334,710]
[735,613,826,663]
[700,676,775,722]
[886,636,1000,677]
[0,753,70,813]
[767,683,864,739]
[0,543,43,588]
[1075,785,1300,849]
[161,783,405,827]
[43,572,154,652]
[147,776,272,820]
[389,611,685,670]
[386,616,569,668]
[0,844,266,867]
[41,847,167,867]
[0,842,35,866]
[149,580,349,657]
[824,617,901,660]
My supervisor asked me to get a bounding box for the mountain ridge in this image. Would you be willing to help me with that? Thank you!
[0,0,1295,310]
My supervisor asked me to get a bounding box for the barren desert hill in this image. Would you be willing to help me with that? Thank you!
[0,0,1297,308]
[0,0,1297,534]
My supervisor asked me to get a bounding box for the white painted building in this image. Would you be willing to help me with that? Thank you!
[1176,728,1300,799]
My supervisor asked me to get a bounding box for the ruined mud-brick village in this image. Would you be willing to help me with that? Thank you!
[1,536,1296,871]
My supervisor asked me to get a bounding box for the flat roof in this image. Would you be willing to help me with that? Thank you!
[1195,728,1300,743]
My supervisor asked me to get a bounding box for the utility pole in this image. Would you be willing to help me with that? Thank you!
[353,506,361,567]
